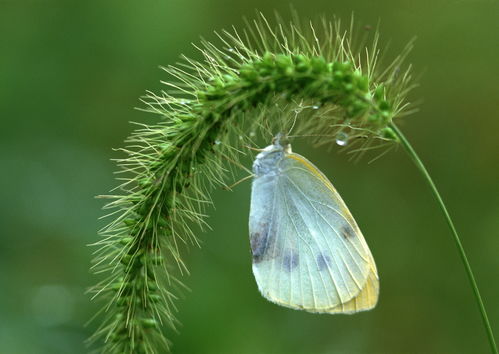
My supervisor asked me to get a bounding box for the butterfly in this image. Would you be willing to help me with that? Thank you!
[249,134,378,314]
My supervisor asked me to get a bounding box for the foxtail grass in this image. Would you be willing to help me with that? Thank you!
[88,11,496,354]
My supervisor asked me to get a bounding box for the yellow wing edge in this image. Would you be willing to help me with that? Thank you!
[257,256,379,315]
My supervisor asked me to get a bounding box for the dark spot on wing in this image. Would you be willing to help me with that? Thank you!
[317,253,331,271]
[340,224,356,239]
[283,251,299,272]
[250,223,270,263]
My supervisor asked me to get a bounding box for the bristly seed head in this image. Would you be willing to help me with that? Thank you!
[90,11,416,353]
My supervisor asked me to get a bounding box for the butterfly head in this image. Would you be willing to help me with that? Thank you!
[253,133,292,177]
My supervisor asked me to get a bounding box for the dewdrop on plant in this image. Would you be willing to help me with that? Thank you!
[335,132,349,146]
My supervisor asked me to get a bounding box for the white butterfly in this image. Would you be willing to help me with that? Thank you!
[249,135,378,314]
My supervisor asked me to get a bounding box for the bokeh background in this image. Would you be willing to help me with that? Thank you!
[1,0,498,353]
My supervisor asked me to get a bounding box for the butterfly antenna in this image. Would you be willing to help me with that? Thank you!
[223,174,254,191]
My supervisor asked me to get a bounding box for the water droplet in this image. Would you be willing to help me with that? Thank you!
[312,104,320,110]
[228,48,234,52]
[215,140,221,145]
[179,100,187,105]
[249,131,256,137]
[335,132,349,146]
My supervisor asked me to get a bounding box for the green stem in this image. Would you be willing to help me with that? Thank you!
[390,123,497,354]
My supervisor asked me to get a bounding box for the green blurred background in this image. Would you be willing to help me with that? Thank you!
[1,0,498,353]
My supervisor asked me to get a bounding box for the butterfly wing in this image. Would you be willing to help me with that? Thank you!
[249,152,378,313]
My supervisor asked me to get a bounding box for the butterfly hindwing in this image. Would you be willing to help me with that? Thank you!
[249,151,378,313]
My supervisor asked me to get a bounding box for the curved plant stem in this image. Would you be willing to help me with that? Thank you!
[390,123,497,354]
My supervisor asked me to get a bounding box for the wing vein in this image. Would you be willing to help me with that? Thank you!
[282,183,327,307]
